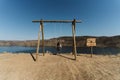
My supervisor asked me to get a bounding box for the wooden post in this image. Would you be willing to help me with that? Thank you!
[91,46,93,58]
[41,20,45,56]
[36,23,41,61]
[72,19,77,60]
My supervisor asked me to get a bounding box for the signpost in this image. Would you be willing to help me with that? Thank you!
[87,38,96,57]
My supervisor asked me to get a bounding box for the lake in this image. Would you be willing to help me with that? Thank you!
[0,46,120,55]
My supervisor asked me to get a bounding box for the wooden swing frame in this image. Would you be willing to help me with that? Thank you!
[32,19,81,61]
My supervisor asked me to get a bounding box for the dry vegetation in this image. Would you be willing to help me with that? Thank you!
[0,53,120,80]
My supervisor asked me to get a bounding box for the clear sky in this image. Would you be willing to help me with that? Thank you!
[0,0,120,40]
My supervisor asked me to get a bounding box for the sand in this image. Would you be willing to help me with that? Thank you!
[0,53,120,80]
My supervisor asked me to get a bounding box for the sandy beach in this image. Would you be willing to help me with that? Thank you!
[0,53,120,80]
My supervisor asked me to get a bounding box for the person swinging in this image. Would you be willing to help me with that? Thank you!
[56,40,62,54]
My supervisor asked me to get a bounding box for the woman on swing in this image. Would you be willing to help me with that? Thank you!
[56,40,62,54]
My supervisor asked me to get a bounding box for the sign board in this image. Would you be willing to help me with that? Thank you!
[86,38,96,47]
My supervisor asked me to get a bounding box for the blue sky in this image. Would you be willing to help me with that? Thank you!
[0,0,120,40]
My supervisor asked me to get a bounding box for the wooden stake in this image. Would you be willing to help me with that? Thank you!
[91,46,93,58]
[72,19,77,60]
[36,23,41,61]
[41,20,45,56]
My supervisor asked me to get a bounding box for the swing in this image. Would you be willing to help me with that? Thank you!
[33,19,81,61]
[52,23,64,54]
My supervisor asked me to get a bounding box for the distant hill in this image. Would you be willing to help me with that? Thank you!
[0,35,120,48]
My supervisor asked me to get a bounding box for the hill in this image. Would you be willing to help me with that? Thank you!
[0,35,120,48]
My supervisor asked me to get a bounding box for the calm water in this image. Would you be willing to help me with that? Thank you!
[0,46,120,55]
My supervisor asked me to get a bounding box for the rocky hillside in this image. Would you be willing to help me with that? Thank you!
[0,35,120,48]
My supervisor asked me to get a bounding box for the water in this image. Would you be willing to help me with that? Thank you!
[0,46,36,53]
[0,46,120,55]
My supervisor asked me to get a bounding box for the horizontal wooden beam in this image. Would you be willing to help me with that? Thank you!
[32,20,82,23]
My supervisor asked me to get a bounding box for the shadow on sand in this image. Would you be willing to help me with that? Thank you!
[30,53,36,61]
[57,54,76,60]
